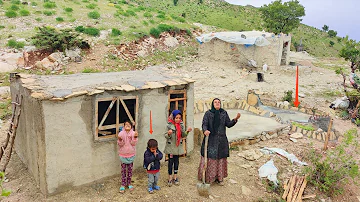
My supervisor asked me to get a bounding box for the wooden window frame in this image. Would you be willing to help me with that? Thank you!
[95,96,138,141]
[167,90,187,156]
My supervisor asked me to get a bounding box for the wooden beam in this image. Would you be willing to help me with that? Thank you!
[323,118,333,151]
[295,177,308,202]
[291,176,304,202]
[135,96,139,132]
[95,100,99,141]
[119,98,134,123]
[168,98,187,102]
[287,175,297,202]
[98,98,116,128]
[169,89,186,94]
[282,177,292,200]
[116,99,119,136]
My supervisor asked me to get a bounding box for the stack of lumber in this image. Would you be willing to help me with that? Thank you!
[282,175,315,202]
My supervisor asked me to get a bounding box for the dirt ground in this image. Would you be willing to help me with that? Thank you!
[0,50,359,201]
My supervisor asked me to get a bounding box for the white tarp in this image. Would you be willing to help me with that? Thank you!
[260,147,308,166]
[196,31,271,46]
[258,159,279,186]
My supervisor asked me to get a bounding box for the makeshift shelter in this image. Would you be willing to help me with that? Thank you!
[9,67,194,195]
[196,31,291,67]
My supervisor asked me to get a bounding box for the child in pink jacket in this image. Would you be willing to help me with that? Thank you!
[118,120,138,193]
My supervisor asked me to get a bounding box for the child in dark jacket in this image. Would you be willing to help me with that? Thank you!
[143,139,163,194]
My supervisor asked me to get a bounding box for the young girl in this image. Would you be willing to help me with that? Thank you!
[164,110,192,186]
[117,120,138,193]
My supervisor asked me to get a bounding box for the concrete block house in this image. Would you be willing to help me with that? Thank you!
[9,67,194,195]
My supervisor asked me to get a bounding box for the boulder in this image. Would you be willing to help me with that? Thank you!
[164,37,179,48]
[290,132,303,139]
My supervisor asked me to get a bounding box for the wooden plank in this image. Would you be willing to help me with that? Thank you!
[172,79,188,85]
[169,89,186,94]
[116,99,119,136]
[287,175,297,202]
[282,177,292,199]
[135,96,139,132]
[291,176,304,202]
[121,84,136,92]
[295,177,308,202]
[169,98,187,102]
[146,81,166,89]
[95,99,99,141]
[175,101,178,110]
[302,194,316,200]
[183,91,187,127]
[181,78,195,83]
[99,123,123,131]
[97,97,116,102]
[167,92,171,116]
[119,98,135,123]
[98,98,116,128]
[162,80,178,86]
[323,118,333,151]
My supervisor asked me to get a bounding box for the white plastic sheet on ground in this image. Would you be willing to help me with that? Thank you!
[259,147,308,166]
[258,159,279,186]
[196,31,271,46]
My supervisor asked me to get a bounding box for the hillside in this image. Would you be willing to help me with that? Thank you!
[0,0,347,58]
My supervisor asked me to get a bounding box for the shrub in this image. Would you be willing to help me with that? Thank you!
[75,26,85,32]
[149,27,161,38]
[9,4,20,11]
[157,14,165,19]
[143,12,152,18]
[7,39,25,49]
[88,11,100,19]
[111,28,121,36]
[31,2,37,6]
[5,10,17,18]
[329,40,335,47]
[31,26,87,51]
[149,19,155,24]
[83,27,100,36]
[303,129,360,196]
[0,25,5,29]
[43,10,54,16]
[34,10,42,14]
[126,9,136,16]
[56,17,64,22]
[11,0,20,4]
[86,3,97,9]
[186,29,192,36]
[0,0,3,5]
[142,20,149,26]
[282,90,293,103]
[157,24,174,32]
[82,0,89,2]
[19,9,30,16]
[82,68,100,73]
[35,17,42,22]
[43,1,56,9]
[64,7,73,12]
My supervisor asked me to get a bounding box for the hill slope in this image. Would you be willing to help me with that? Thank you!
[0,0,346,58]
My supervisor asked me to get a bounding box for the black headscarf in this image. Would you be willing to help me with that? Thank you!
[209,98,223,134]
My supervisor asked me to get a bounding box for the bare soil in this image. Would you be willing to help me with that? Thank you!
[0,50,359,201]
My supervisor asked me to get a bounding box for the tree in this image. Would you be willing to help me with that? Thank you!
[339,37,360,73]
[173,0,178,6]
[259,0,305,34]
[328,30,337,37]
[329,40,335,47]
[322,24,329,32]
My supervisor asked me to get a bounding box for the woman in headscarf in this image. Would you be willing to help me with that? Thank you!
[198,98,241,185]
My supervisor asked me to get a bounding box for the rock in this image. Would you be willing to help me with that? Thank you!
[164,37,179,48]
[283,101,290,106]
[34,61,43,69]
[65,48,81,60]
[0,86,10,95]
[265,133,271,139]
[260,135,267,141]
[356,196,360,202]
[290,132,303,139]
[317,128,323,132]
[209,195,214,200]
[298,93,305,98]
[137,50,147,57]
[0,52,23,65]
[289,138,298,142]
[241,185,251,196]
[75,56,82,63]
[247,93,259,106]
[23,46,36,52]
[99,30,110,40]
[0,62,17,72]
[237,149,263,161]
[40,58,55,69]
[229,179,238,184]
[48,52,64,63]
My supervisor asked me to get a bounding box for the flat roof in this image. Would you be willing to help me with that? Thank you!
[14,66,194,101]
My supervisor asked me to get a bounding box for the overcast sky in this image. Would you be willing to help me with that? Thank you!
[224,0,360,41]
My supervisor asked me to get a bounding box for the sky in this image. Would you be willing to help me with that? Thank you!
[224,0,360,41]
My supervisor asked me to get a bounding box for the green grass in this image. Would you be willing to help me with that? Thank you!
[19,9,30,16]
[316,89,343,98]
[0,98,12,119]
[64,7,73,12]
[88,11,100,19]
[82,68,100,73]
[56,17,64,22]
[5,10,17,18]
[292,122,315,131]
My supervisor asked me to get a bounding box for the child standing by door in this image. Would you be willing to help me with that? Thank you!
[143,139,163,194]
[164,110,192,186]
[117,120,138,193]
